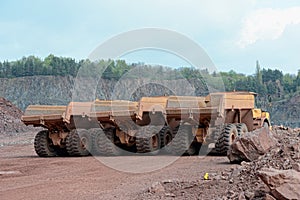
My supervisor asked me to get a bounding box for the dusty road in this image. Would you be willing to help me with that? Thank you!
[0,142,234,200]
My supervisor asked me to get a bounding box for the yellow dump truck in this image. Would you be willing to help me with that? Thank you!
[22,91,271,157]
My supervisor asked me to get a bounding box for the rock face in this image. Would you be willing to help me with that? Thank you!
[227,128,278,163]
[258,168,300,200]
[0,97,30,134]
[1,76,299,129]
[0,76,209,111]
[271,94,300,128]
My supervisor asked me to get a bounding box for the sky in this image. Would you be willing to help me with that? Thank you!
[0,0,300,75]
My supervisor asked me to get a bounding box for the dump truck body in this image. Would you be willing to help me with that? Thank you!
[22,105,67,131]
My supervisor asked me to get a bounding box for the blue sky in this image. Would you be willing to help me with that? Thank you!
[0,0,300,75]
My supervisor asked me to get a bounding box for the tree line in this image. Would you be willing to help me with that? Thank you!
[0,55,299,102]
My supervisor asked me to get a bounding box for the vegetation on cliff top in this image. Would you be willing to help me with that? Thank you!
[0,55,299,103]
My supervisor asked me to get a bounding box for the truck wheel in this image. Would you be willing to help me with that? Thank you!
[90,128,102,155]
[136,126,161,153]
[170,125,194,156]
[236,123,248,137]
[66,129,92,156]
[34,130,56,157]
[216,124,238,155]
[92,128,120,156]
[160,126,173,148]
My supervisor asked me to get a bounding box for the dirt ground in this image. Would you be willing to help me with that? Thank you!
[0,132,235,200]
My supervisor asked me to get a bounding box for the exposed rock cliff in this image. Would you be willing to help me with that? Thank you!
[0,76,299,128]
[270,94,300,128]
[0,76,209,110]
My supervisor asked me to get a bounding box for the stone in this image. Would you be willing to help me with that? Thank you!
[258,168,300,200]
[264,193,276,200]
[165,193,176,197]
[148,182,165,193]
[244,190,255,199]
[292,163,300,172]
[238,192,246,200]
[227,128,278,163]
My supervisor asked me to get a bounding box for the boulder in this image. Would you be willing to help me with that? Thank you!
[258,168,300,200]
[148,182,165,193]
[227,128,277,163]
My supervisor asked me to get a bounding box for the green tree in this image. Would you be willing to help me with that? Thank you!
[255,60,263,84]
[282,73,296,93]
[295,70,300,91]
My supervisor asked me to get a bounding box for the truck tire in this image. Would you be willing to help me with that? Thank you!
[170,125,194,156]
[92,128,120,156]
[34,130,56,157]
[236,123,248,137]
[66,129,92,156]
[160,126,173,148]
[90,128,102,155]
[136,126,161,153]
[215,124,238,155]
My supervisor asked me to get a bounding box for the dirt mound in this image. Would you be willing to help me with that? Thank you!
[0,97,30,134]
[137,127,300,200]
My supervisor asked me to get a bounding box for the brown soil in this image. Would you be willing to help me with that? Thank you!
[1,128,300,200]
[0,136,234,200]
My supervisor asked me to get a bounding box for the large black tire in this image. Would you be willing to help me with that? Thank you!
[169,125,194,156]
[34,130,56,157]
[236,123,248,137]
[136,126,161,153]
[92,128,120,156]
[66,129,92,156]
[212,126,223,154]
[215,124,238,155]
[160,126,173,148]
[90,128,101,155]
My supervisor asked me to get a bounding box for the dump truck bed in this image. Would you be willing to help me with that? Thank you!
[63,100,138,129]
[91,100,138,119]
[64,100,138,120]
[22,105,66,125]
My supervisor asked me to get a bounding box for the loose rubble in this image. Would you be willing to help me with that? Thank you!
[137,127,300,200]
[0,97,30,134]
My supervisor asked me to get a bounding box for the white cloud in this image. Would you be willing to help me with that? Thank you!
[237,7,300,48]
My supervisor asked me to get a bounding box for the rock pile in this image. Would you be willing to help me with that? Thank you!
[137,127,300,200]
[0,97,30,134]
[222,127,300,199]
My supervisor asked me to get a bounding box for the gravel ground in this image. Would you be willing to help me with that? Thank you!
[0,140,235,200]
